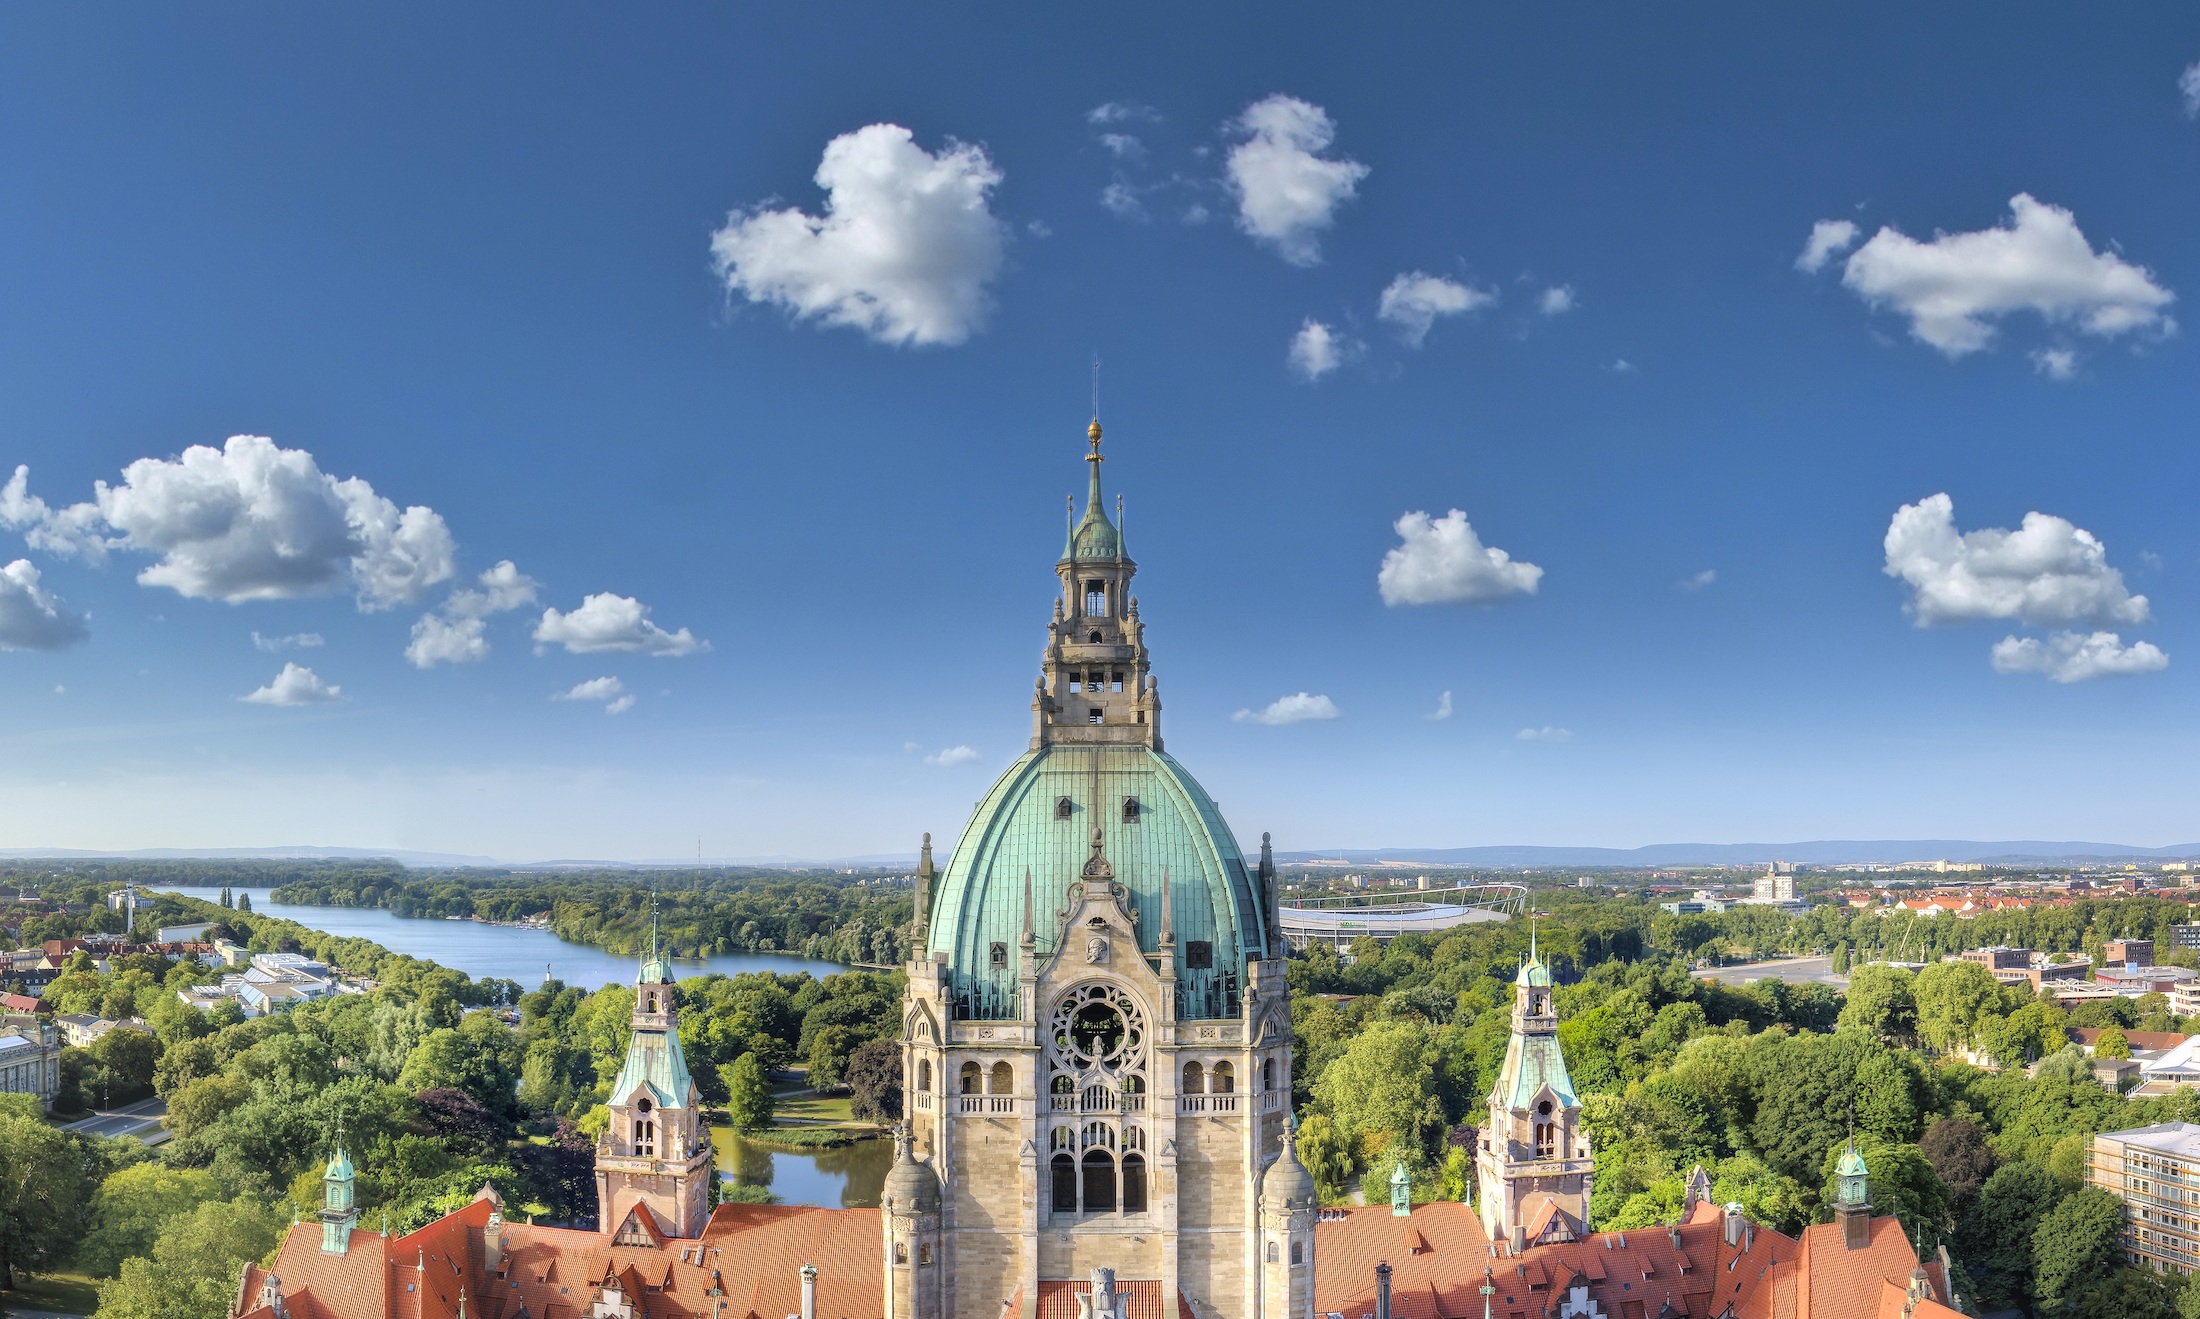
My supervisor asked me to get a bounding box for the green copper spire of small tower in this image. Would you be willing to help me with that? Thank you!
[320,1114,358,1254]
[1391,1160,1412,1217]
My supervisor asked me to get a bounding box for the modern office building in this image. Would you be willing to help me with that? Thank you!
[2094,1123,2200,1273]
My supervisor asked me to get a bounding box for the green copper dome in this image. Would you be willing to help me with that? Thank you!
[926,742,1267,1020]
[1837,1142,1869,1179]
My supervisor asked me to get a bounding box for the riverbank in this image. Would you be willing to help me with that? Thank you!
[149,887,853,989]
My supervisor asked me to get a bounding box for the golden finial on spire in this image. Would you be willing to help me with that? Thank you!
[1087,417,1103,461]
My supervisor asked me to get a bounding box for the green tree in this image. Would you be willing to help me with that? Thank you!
[89,1027,161,1106]
[1836,964,1917,1045]
[74,1165,222,1277]
[2094,1025,2132,1059]
[0,1113,84,1289]
[1957,1162,2065,1313]
[92,1198,283,1319]
[1912,958,2003,1055]
[1294,1114,1356,1204]
[2031,1187,2125,1314]
[1312,1019,1443,1163]
[726,1052,774,1131]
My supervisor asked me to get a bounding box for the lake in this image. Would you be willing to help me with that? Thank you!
[713,1129,892,1208]
[149,886,877,1208]
[148,886,851,990]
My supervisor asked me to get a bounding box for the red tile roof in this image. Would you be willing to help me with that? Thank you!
[1311,1203,1801,1319]
[1794,1219,1948,1319]
[238,1195,886,1319]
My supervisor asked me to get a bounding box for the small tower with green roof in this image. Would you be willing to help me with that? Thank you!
[320,1118,358,1254]
[595,901,712,1239]
[1833,1137,1873,1249]
[1475,926,1593,1250]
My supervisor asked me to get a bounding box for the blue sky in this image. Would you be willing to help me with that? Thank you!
[2,6,2199,859]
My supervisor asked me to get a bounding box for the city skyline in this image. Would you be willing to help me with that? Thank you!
[2,8,2200,858]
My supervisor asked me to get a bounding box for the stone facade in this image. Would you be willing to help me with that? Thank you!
[1476,943,1594,1249]
[595,928,713,1239]
[902,420,1304,1319]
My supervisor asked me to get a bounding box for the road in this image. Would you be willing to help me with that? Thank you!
[63,1095,168,1143]
[1699,956,1848,988]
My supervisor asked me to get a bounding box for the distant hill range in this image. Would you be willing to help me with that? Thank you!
[6,839,2197,871]
[1277,840,2200,867]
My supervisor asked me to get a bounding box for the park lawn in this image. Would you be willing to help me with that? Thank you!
[3,1269,102,1316]
[773,1092,856,1125]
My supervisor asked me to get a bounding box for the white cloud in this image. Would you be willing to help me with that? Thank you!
[1832,195,2174,356]
[2031,347,2077,381]
[1427,690,1453,721]
[1679,569,1717,591]
[1883,493,2147,628]
[0,559,88,651]
[1100,180,1146,221]
[1991,631,2168,683]
[1517,726,1574,742]
[1795,219,1860,274]
[1378,510,1543,606]
[554,675,635,713]
[59,436,455,610]
[252,631,324,652]
[1233,692,1340,725]
[241,662,341,706]
[924,744,980,767]
[1607,359,1637,374]
[1288,319,1355,381]
[1,466,107,560]
[709,123,1007,348]
[1537,285,1577,316]
[406,560,539,668]
[1097,133,1146,162]
[534,592,706,656]
[1181,203,1210,226]
[2182,61,2200,117]
[1224,95,1368,266]
[1377,273,1494,346]
[1087,102,1160,126]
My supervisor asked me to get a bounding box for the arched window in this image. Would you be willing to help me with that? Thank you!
[895,1242,908,1264]
[1290,1241,1303,1265]
[990,1061,1013,1095]
[1267,1242,1279,1263]
[918,1244,933,1266]
[1122,1152,1147,1212]
[1085,580,1106,615]
[1052,1073,1076,1095]
[960,1062,981,1095]
[1212,1062,1234,1094]
[1051,1153,1078,1212]
[1262,1058,1274,1091]
[917,1059,931,1091]
[1535,1122,1555,1158]
[1082,1150,1116,1212]
[1183,1062,1205,1094]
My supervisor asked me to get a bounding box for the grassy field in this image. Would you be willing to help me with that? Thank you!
[2,1269,101,1316]
[773,1091,857,1125]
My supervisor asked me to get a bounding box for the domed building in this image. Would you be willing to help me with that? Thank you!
[898,419,1300,1319]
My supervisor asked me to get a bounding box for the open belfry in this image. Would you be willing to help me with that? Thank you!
[897,418,1308,1319]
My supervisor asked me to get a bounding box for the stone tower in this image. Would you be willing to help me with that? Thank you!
[903,418,1293,1319]
[1257,1115,1317,1319]
[596,919,713,1239]
[882,1125,947,1319]
[1475,937,1593,1249]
